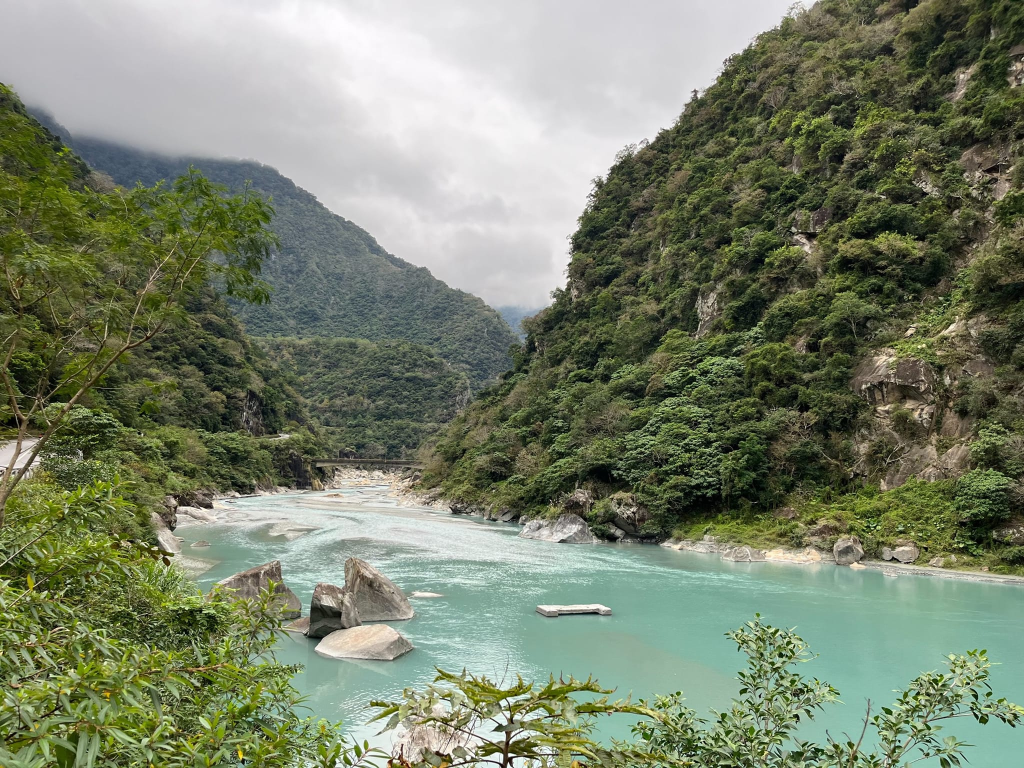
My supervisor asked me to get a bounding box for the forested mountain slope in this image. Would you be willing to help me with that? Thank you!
[426,0,1024,570]
[3,86,320,502]
[51,134,519,387]
[258,336,470,458]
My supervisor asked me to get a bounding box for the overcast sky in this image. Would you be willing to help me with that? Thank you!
[1,0,792,308]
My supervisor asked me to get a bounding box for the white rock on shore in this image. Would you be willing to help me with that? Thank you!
[662,537,833,565]
[519,513,597,543]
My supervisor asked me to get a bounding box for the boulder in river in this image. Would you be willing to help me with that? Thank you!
[216,560,302,618]
[344,558,414,621]
[314,624,413,661]
[307,582,361,639]
[519,513,597,544]
[833,536,865,566]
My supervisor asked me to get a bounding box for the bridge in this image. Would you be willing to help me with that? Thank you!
[312,457,424,470]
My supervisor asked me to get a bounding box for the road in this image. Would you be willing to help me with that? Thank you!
[0,436,41,476]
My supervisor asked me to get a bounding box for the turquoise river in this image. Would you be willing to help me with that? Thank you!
[179,484,1024,766]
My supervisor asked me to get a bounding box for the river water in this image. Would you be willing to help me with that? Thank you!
[180,486,1024,765]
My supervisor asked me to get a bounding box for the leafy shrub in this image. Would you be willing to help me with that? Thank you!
[955,469,1013,533]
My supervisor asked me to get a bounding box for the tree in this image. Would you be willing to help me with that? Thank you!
[0,479,381,768]
[371,669,654,768]
[373,619,1023,768]
[635,618,1022,768]
[0,86,276,520]
[823,292,882,342]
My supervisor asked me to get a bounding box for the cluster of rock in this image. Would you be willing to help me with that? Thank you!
[212,556,416,660]
[305,558,415,660]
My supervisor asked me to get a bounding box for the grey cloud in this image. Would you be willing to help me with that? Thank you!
[0,0,792,306]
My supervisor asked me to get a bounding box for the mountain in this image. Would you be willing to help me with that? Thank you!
[497,305,547,339]
[424,0,1024,571]
[44,131,519,387]
[258,336,470,458]
[2,85,325,501]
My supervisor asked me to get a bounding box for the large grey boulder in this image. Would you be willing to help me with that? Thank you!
[314,624,413,661]
[306,582,361,639]
[344,558,414,621]
[833,537,865,566]
[217,560,302,618]
[150,512,181,554]
[519,513,597,544]
[882,542,920,564]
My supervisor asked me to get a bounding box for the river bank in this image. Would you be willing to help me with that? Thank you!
[203,468,1024,588]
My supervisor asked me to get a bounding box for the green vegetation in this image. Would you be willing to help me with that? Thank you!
[0,85,322,512]
[0,479,377,768]
[259,336,470,458]
[52,131,519,388]
[0,84,367,766]
[375,618,1022,768]
[424,0,1024,569]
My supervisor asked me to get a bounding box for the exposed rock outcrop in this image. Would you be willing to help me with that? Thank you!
[314,624,414,661]
[661,535,723,554]
[833,536,865,566]
[949,63,978,101]
[851,352,936,413]
[283,616,310,634]
[344,557,414,621]
[306,582,361,639]
[160,495,178,529]
[607,492,651,536]
[216,560,302,618]
[1008,45,1024,88]
[561,488,594,516]
[150,512,181,554]
[765,547,830,564]
[176,489,214,509]
[994,522,1024,546]
[519,513,597,544]
[696,289,720,338]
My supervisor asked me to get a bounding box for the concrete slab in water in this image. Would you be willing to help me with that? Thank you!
[536,604,612,617]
